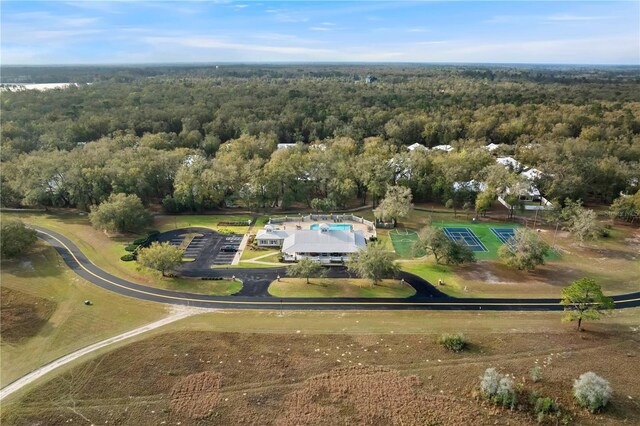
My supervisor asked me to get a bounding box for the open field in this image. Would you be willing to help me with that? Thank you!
[3,308,639,425]
[0,243,166,387]
[269,278,416,298]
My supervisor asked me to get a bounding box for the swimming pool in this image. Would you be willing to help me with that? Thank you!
[310,223,353,231]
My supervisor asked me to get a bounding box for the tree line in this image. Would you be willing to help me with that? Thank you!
[1,65,639,211]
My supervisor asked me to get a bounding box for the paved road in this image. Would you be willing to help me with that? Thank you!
[33,226,640,311]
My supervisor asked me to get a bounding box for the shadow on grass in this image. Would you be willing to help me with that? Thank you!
[1,245,64,279]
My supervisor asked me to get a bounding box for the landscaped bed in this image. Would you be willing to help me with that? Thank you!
[269,278,416,298]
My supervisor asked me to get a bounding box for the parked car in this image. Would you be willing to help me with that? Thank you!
[220,245,238,252]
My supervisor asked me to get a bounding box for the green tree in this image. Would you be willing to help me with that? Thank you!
[442,239,476,265]
[561,278,614,331]
[498,228,549,271]
[287,258,326,284]
[1,219,37,258]
[373,185,413,226]
[609,190,640,223]
[89,193,152,233]
[475,190,494,217]
[347,243,399,286]
[413,226,475,265]
[310,198,336,213]
[413,226,450,263]
[561,199,602,242]
[136,242,184,277]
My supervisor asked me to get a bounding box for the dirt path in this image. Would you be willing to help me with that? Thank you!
[0,306,209,402]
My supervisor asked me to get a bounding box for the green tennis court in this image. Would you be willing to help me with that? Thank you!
[390,221,559,260]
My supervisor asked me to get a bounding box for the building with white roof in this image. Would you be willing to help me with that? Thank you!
[255,224,367,263]
[484,143,501,151]
[453,180,487,193]
[520,167,543,181]
[255,225,290,247]
[496,156,522,170]
[277,143,297,150]
[407,143,428,152]
[432,144,454,152]
[281,224,366,263]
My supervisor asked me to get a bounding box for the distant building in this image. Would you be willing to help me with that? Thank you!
[365,75,378,83]
[277,143,297,150]
[520,167,543,181]
[496,156,522,170]
[432,144,454,152]
[453,180,487,193]
[407,143,428,152]
[483,143,501,151]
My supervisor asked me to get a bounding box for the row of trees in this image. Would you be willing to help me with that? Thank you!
[5,130,638,216]
[2,66,639,212]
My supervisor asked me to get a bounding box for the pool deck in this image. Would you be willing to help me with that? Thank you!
[270,219,376,240]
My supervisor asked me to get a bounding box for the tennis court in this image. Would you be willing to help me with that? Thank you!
[491,228,516,246]
[442,227,488,252]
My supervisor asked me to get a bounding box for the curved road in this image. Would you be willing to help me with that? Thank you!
[34,226,640,311]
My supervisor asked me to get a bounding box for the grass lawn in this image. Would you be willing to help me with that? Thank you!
[0,243,166,387]
[240,246,280,261]
[154,214,253,235]
[3,212,245,295]
[149,276,242,295]
[269,278,416,298]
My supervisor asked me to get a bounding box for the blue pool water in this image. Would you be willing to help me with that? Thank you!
[310,223,352,231]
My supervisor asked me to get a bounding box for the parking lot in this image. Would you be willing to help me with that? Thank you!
[153,227,244,268]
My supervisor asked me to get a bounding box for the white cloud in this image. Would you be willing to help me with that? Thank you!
[545,14,609,22]
[321,22,336,26]
[143,36,334,56]
[309,27,330,32]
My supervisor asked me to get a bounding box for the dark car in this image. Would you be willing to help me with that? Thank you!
[220,245,238,252]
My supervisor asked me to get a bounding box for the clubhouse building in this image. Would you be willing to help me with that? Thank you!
[255,223,367,263]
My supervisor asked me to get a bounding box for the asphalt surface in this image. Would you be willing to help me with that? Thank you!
[152,227,243,267]
[33,226,640,311]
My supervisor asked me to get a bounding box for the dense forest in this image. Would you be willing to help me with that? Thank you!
[1,64,639,212]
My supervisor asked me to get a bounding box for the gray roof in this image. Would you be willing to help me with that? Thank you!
[256,229,290,240]
[282,230,366,254]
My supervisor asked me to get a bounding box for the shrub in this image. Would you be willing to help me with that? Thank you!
[120,254,135,261]
[480,368,516,409]
[147,230,160,237]
[125,244,139,252]
[534,396,558,422]
[494,376,517,408]
[480,368,501,397]
[133,236,147,245]
[573,372,612,412]
[437,333,467,352]
[530,366,543,383]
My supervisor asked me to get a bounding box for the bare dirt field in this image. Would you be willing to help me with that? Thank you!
[0,287,56,344]
[3,322,639,425]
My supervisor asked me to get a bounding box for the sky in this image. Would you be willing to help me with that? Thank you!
[1,1,639,65]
